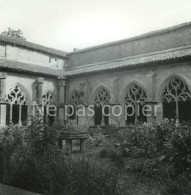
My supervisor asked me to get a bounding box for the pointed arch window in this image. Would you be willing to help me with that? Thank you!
[125,83,147,125]
[42,92,56,124]
[94,87,110,126]
[69,90,83,123]
[6,84,29,126]
[162,76,191,124]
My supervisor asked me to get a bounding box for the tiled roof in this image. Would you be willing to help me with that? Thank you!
[68,22,191,55]
[0,59,65,77]
[66,45,191,76]
[0,35,67,58]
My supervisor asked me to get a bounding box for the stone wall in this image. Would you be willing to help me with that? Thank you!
[67,24,191,68]
[67,60,191,124]
[0,45,65,69]
[5,72,58,103]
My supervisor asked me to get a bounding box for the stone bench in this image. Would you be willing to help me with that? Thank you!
[58,132,89,153]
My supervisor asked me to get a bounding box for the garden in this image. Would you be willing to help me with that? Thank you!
[0,118,191,195]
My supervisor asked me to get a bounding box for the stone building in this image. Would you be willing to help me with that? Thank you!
[0,22,191,127]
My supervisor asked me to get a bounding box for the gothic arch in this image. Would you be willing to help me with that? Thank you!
[119,80,147,105]
[69,89,83,105]
[158,74,191,124]
[119,80,147,125]
[5,83,31,126]
[42,90,57,106]
[156,73,191,102]
[89,84,110,105]
[6,83,31,105]
[41,90,57,124]
[89,84,110,126]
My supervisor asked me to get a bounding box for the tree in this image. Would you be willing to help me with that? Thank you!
[1,27,26,40]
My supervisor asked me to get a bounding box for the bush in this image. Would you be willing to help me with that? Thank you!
[52,157,120,195]
[1,120,122,195]
[99,148,108,158]
[159,170,191,194]
[108,149,124,166]
[116,123,157,158]
[88,133,106,147]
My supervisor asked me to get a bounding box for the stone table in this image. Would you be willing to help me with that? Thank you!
[58,132,89,153]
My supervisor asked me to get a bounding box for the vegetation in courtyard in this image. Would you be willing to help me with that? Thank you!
[0,118,191,194]
[88,119,191,194]
[0,119,120,195]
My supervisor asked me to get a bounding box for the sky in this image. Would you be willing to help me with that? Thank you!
[0,0,191,52]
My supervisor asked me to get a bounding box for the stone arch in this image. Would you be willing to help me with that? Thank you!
[5,83,31,126]
[89,84,110,105]
[6,83,31,105]
[42,90,57,106]
[157,74,191,124]
[119,80,147,125]
[89,84,110,126]
[156,73,191,102]
[41,90,57,124]
[119,80,147,105]
[69,89,82,105]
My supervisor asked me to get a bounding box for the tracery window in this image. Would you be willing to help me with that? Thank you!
[125,83,147,125]
[162,76,191,124]
[42,92,56,124]
[94,87,110,126]
[6,84,29,126]
[69,90,83,122]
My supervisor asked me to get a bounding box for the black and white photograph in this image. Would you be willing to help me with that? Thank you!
[0,0,191,194]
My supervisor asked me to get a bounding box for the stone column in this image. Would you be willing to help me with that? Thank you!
[109,76,120,126]
[35,77,44,120]
[0,73,7,127]
[146,71,157,124]
[80,139,85,153]
[37,77,44,103]
[58,77,66,125]
[109,104,121,127]
[83,78,94,126]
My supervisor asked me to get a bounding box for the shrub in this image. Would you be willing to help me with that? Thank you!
[108,148,124,166]
[1,120,122,195]
[99,148,108,158]
[159,170,191,194]
[52,157,121,195]
[116,123,157,158]
[88,133,106,147]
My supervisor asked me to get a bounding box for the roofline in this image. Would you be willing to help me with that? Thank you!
[66,45,191,76]
[0,59,65,78]
[67,21,191,55]
[0,35,68,59]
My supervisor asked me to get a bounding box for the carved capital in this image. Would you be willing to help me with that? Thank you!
[58,75,66,80]
[146,71,156,78]
[37,77,44,84]
[58,80,66,87]
[0,72,7,79]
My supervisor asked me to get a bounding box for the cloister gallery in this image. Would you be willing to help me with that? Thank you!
[0,22,191,127]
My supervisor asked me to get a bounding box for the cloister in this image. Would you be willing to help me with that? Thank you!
[0,22,191,127]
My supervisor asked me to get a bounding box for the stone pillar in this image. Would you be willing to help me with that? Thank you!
[27,105,31,125]
[58,77,66,125]
[34,77,44,120]
[113,76,119,103]
[80,139,85,153]
[0,73,7,127]
[146,71,157,124]
[83,79,94,126]
[109,76,120,126]
[65,139,72,152]
[37,77,44,104]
